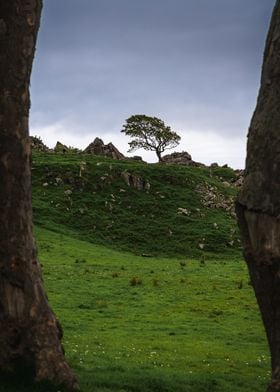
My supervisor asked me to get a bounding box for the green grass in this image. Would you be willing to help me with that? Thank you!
[0,227,269,391]
[1,151,268,391]
[31,152,239,258]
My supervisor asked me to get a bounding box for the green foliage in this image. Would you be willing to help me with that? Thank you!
[121,115,181,161]
[31,151,240,259]
[0,227,269,391]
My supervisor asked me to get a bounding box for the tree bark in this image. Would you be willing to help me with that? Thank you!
[156,149,163,162]
[0,1,78,389]
[236,1,280,390]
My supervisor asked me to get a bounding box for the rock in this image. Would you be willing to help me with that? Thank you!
[232,170,244,187]
[121,172,131,187]
[162,151,203,166]
[84,138,125,160]
[54,141,69,153]
[131,156,143,161]
[196,183,235,214]
[79,161,87,177]
[121,171,150,191]
[106,142,125,160]
[177,208,191,216]
[85,137,104,155]
[234,177,244,187]
[145,181,151,191]
[30,136,50,152]
[128,155,146,163]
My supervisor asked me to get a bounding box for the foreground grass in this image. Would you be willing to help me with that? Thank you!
[0,227,269,391]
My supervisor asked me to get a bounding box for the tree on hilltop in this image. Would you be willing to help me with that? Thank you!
[121,114,181,162]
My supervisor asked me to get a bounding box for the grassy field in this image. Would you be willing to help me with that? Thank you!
[0,152,269,391]
[0,227,270,392]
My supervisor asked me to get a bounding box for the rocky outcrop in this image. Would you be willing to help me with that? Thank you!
[162,151,203,167]
[30,136,50,152]
[54,141,69,153]
[232,170,244,187]
[121,171,150,191]
[196,183,235,215]
[84,138,125,160]
[193,169,244,215]
[128,155,146,163]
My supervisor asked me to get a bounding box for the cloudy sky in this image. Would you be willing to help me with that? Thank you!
[30,0,275,168]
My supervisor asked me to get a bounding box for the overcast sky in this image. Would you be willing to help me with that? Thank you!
[30,0,275,168]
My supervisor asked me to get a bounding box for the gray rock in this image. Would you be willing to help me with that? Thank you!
[196,183,235,214]
[54,141,69,153]
[30,136,50,152]
[84,138,125,160]
[128,155,146,163]
[162,151,203,166]
[121,171,151,191]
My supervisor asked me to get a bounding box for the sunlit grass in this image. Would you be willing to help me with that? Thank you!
[2,227,267,392]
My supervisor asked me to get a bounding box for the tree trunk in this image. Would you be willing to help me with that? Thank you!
[0,1,78,389]
[236,1,280,390]
[156,149,163,162]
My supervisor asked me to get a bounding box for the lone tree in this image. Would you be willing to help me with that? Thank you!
[121,114,181,162]
[0,1,77,389]
[236,0,280,390]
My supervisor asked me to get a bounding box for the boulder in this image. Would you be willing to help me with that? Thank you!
[232,170,244,187]
[30,136,50,152]
[162,151,203,166]
[128,155,146,163]
[54,141,69,153]
[121,171,150,191]
[84,138,125,160]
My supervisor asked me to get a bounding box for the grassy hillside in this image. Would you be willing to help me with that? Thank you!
[0,228,269,392]
[31,151,240,258]
[2,151,267,392]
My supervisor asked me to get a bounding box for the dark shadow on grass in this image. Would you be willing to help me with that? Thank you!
[0,367,69,392]
[77,366,220,392]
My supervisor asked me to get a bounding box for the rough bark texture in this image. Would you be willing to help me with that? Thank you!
[0,1,78,389]
[236,1,280,390]
[156,149,163,162]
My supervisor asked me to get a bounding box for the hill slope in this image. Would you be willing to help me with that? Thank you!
[32,151,240,258]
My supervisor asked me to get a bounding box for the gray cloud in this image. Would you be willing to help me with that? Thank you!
[30,0,276,167]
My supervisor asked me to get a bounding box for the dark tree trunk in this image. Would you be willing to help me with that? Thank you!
[156,149,163,162]
[0,1,78,389]
[236,1,280,390]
